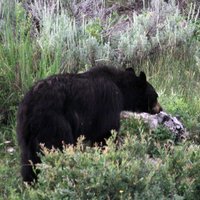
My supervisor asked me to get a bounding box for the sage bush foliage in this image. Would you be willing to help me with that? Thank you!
[0,0,198,97]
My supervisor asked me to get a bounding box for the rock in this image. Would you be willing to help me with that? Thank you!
[120,111,189,141]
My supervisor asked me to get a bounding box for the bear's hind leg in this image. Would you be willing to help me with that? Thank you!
[21,114,74,183]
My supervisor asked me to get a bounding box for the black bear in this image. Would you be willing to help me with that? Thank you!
[17,66,162,183]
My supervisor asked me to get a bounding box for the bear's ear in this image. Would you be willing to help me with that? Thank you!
[126,67,135,75]
[139,71,146,82]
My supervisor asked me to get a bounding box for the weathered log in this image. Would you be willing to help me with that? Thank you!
[121,111,189,142]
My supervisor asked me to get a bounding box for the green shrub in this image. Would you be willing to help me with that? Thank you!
[17,129,200,200]
[86,19,103,43]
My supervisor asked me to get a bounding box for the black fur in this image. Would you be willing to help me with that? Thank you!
[17,66,162,183]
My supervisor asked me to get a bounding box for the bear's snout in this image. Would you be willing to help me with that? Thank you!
[151,102,162,114]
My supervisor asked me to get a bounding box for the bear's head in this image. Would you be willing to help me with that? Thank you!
[123,69,162,114]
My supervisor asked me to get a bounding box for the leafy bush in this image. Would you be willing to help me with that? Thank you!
[117,0,196,65]
[17,124,200,200]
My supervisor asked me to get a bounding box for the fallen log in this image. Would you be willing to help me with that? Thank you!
[120,111,189,142]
